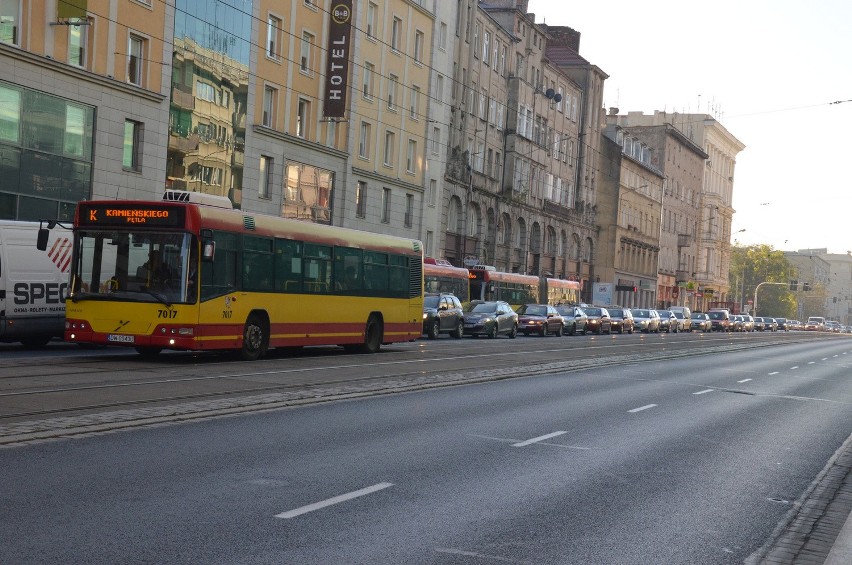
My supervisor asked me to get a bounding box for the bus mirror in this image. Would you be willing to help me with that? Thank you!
[202,240,216,262]
[36,228,49,251]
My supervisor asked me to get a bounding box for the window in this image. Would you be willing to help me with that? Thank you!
[414,30,424,63]
[391,17,402,51]
[483,31,491,65]
[262,86,276,127]
[267,15,282,59]
[428,179,436,206]
[300,31,314,74]
[122,120,142,171]
[259,156,273,198]
[495,151,502,182]
[68,18,90,68]
[355,181,367,218]
[431,126,440,155]
[363,62,374,98]
[436,74,444,99]
[359,121,371,158]
[500,45,507,76]
[366,3,377,38]
[406,139,416,173]
[381,187,391,223]
[409,86,420,120]
[384,131,395,166]
[473,22,480,58]
[297,98,310,138]
[439,22,447,50]
[388,74,398,110]
[127,33,146,86]
[479,89,486,120]
[404,194,414,227]
[0,0,20,45]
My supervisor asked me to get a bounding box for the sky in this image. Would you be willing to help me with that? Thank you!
[527,0,852,255]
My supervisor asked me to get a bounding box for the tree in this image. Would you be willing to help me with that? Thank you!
[729,244,797,317]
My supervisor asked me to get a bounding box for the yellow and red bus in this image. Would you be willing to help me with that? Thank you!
[46,191,423,360]
[423,257,469,302]
[468,265,581,308]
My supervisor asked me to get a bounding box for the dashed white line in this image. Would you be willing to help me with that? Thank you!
[628,404,657,413]
[790,366,799,370]
[808,362,815,365]
[738,379,752,383]
[512,431,567,447]
[769,371,779,375]
[693,389,714,395]
[822,358,829,361]
[275,482,394,519]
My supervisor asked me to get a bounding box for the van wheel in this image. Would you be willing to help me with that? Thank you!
[240,313,269,361]
[359,315,383,353]
[20,337,51,348]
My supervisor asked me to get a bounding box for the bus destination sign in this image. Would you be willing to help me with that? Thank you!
[79,204,186,227]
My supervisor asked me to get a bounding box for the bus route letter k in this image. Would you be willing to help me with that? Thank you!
[89,210,98,221]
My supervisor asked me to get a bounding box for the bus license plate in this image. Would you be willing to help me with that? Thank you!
[107,334,135,343]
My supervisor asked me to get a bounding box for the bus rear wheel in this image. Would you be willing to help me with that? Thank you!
[241,313,269,361]
[359,315,383,353]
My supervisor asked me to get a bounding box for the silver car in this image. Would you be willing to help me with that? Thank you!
[632,309,660,333]
[690,312,711,332]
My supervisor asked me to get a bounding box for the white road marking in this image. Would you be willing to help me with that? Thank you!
[512,431,567,447]
[693,389,714,395]
[808,361,815,364]
[435,548,529,563]
[628,404,657,413]
[790,366,799,370]
[769,371,779,375]
[822,358,829,361]
[275,482,393,519]
[738,379,752,383]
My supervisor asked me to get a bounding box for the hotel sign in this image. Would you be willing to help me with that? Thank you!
[323,1,353,119]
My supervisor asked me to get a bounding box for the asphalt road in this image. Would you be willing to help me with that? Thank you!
[1,336,850,563]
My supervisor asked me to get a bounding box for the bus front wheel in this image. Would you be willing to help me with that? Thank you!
[241,313,269,361]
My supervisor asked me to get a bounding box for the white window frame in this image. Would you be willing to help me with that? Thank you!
[127,33,146,86]
[366,3,377,39]
[300,31,314,75]
[414,30,424,63]
[359,121,371,159]
[267,14,282,60]
[296,98,310,138]
[259,155,273,198]
[391,17,402,51]
[381,187,391,223]
[406,139,416,173]
[363,62,374,99]
[262,86,276,127]
[384,130,395,167]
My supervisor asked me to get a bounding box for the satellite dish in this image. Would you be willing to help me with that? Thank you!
[553,93,562,103]
[545,88,555,99]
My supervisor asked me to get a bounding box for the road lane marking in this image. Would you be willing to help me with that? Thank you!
[628,404,657,413]
[822,358,829,361]
[693,389,714,395]
[275,482,393,519]
[738,379,752,383]
[435,548,526,563]
[790,366,799,370]
[769,371,779,375]
[808,361,815,364]
[512,431,567,447]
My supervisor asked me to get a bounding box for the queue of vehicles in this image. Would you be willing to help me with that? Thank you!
[421,295,851,340]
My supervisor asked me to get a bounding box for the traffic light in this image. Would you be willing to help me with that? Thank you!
[789,279,798,291]
[803,282,811,291]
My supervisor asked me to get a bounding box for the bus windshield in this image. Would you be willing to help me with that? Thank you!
[70,230,196,304]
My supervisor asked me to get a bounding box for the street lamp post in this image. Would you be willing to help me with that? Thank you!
[753,281,788,318]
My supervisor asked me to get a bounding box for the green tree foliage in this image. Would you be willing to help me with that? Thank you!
[729,244,797,317]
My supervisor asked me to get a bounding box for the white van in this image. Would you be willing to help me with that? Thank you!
[0,221,71,346]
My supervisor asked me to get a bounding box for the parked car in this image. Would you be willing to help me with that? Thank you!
[690,312,711,332]
[707,310,732,331]
[516,304,564,337]
[670,310,689,332]
[582,306,612,335]
[422,293,465,339]
[555,305,588,336]
[462,300,518,339]
[657,310,680,333]
[740,314,755,332]
[607,307,634,334]
[632,309,661,333]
